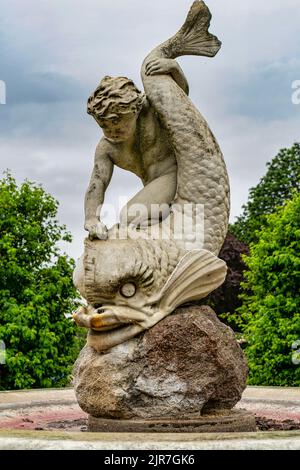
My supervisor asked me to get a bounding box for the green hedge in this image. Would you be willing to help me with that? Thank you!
[239,193,300,386]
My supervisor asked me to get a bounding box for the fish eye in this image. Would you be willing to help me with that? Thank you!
[120,283,136,298]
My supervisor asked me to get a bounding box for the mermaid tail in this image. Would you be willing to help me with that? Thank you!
[159,0,221,59]
[141,0,230,255]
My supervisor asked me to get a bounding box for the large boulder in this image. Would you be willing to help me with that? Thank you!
[73,306,248,419]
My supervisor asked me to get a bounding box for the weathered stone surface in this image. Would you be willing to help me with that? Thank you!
[73,306,248,420]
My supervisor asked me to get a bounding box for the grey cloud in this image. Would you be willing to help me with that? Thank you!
[0,0,299,259]
[8,72,85,105]
[223,59,300,121]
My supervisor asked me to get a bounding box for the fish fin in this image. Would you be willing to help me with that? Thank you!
[169,1,221,58]
[159,249,227,313]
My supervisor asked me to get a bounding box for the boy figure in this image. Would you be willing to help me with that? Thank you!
[84,58,189,240]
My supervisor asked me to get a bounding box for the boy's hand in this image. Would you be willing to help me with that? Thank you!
[145,58,178,76]
[85,218,108,240]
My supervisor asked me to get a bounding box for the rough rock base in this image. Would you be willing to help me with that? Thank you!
[88,409,256,433]
[74,306,249,426]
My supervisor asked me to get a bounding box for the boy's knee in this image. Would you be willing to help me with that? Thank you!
[120,202,171,227]
[120,204,147,226]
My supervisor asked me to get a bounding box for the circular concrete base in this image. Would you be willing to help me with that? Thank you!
[88,409,257,433]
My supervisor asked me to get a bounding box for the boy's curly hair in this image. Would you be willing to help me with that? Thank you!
[87,76,145,120]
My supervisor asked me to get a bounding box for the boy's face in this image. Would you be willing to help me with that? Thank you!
[97,112,138,143]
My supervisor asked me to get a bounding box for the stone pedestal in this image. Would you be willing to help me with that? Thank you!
[73,306,255,432]
[88,410,256,433]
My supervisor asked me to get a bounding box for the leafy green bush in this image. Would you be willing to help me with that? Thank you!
[231,143,300,245]
[239,193,300,386]
[0,172,83,390]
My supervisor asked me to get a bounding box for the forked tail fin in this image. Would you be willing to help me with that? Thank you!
[162,1,221,59]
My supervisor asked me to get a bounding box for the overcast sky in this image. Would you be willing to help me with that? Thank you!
[0,0,299,259]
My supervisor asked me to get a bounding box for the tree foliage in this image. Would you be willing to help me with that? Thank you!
[0,172,82,390]
[231,143,300,245]
[238,193,300,386]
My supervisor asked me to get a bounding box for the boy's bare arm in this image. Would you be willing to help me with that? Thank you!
[145,58,189,95]
[84,140,114,239]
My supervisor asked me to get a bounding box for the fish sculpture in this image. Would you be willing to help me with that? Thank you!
[73,1,230,351]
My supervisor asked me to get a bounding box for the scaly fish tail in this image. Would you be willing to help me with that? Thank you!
[141,1,230,255]
[161,0,221,59]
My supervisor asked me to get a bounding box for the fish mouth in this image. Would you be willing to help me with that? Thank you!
[84,302,172,352]
[90,308,128,332]
[73,304,152,333]
[74,302,170,352]
[89,324,131,337]
[73,303,169,352]
[84,304,157,352]
[92,324,124,332]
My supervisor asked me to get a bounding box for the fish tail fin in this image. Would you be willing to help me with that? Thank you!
[166,1,221,58]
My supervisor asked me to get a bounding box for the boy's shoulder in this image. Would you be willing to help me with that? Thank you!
[95,137,118,160]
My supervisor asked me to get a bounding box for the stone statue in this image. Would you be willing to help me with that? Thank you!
[73,1,255,432]
[73,0,230,352]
